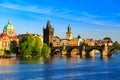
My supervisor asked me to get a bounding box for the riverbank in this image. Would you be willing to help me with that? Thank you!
[0,54,16,58]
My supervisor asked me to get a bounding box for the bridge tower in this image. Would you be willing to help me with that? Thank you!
[43,20,54,47]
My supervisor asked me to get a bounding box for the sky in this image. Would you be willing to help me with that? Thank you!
[0,0,120,42]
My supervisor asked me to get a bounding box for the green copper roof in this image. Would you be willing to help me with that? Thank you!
[3,20,15,31]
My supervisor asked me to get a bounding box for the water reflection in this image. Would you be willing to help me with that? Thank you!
[0,55,112,66]
[0,53,120,80]
[0,58,18,66]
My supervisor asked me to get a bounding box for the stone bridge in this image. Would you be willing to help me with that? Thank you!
[51,45,120,57]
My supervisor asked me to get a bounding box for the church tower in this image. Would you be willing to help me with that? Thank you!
[43,20,54,47]
[66,24,73,39]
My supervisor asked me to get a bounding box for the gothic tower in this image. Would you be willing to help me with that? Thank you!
[43,20,54,47]
[66,24,73,39]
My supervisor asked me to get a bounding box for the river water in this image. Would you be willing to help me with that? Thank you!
[0,52,120,80]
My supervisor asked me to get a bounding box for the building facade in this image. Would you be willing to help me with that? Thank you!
[52,36,61,47]
[0,20,19,50]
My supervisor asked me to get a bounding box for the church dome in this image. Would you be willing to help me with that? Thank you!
[3,20,15,31]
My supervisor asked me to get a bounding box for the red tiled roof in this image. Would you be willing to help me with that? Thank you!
[1,32,9,37]
[61,38,68,40]
[9,36,18,39]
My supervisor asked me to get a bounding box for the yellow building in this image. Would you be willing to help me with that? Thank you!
[0,20,19,50]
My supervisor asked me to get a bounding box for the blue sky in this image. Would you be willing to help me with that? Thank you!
[0,0,120,42]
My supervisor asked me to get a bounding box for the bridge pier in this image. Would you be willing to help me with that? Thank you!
[81,46,86,58]
[102,44,109,57]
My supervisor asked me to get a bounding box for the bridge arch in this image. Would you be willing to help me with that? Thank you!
[67,47,82,57]
[86,48,103,57]
[51,48,63,55]
[108,47,120,56]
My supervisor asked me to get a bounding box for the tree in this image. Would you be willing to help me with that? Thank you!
[19,34,32,56]
[19,34,43,56]
[32,36,43,56]
[41,43,50,56]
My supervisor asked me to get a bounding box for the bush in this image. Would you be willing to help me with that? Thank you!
[41,43,50,57]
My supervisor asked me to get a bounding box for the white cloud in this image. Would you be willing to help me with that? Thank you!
[81,12,103,19]
[0,2,54,15]
[0,1,120,28]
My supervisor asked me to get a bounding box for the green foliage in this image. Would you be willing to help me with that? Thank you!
[113,41,120,46]
[0,49,4,55]
[19,34,43,56]
[41,43,50,56]
[4,50,12,55]
[32,36,43,56]
[10,41,18,54]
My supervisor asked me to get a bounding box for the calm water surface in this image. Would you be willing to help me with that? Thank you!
[0,52,120,80]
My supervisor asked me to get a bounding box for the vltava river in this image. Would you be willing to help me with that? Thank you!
[0,52,120,80]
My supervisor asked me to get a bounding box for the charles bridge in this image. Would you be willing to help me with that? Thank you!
[50,44,120,57]
[42,20,120,58]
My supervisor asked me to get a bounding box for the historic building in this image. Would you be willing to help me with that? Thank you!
[52,36,61,47]
[43,21,54,47]
[68,38,78,46]
[43,21,84,47]
[0,20,19,50]
[60,38,68,46]
[84,38,95,46]
[66,24,73,39]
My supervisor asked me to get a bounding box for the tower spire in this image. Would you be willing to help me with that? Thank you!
[46,20,51,28]
[66,24,73,39]
[68,24,71,33]
[68,24,71,32]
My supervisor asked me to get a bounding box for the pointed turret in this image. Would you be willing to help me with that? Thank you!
[46,20,52,28]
